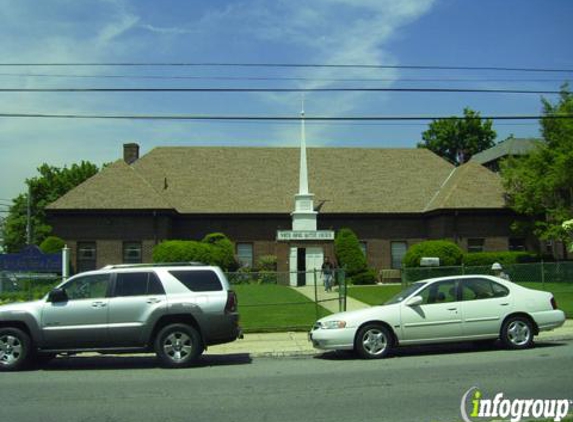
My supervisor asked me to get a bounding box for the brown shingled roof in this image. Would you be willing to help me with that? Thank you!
[424,161,506,211]
[47,146,506,214]
[47,160,173,210]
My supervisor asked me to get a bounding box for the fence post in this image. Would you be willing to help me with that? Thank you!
[540,260,545,290]
[62,244,70,282]
[337,270,347,312]
[461,263,465,275]
[313,269,319,321]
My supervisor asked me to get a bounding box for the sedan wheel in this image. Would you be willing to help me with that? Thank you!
[155,324,203,368]
[355,324,392,359]
[501,317,534,349]
[0,328,32,371]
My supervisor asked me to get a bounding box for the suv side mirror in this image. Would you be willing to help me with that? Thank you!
[48,288,68,303]
[405,295,423,307]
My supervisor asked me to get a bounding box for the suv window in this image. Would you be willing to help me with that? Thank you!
[63,274,109,300]
[418,280,458,304]
[115,272,165,297]
[461,278,509,300]
[169,270,223,292]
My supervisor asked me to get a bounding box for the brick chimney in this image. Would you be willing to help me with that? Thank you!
[123,143,140,164]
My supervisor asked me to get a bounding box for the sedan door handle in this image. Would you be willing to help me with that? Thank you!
[447,308,458,311]
[500,303,510,306]
[91,301,107,308]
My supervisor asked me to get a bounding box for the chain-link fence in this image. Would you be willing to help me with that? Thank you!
[225,269,347,332]
[402,261,573,290]
[402,262,573,318]
[0,269,348,332]
[0,271,61,303]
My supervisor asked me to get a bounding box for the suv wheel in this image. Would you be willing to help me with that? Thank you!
[0,327,32,371]
[155,324,203,368]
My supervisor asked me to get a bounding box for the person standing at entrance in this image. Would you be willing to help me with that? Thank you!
[322,257,335,292]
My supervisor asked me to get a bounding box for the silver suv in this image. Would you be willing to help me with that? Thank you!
[0,263,241,370]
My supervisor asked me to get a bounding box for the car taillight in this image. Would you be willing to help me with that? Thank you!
[551,296,558,310]
[225,290,238,313]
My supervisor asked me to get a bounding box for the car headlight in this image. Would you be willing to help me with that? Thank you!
[321,320,347,329]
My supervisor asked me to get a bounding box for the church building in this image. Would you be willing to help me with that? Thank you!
[46,112,531,281]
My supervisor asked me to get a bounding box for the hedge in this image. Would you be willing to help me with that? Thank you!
[202,233,238,271]
[152,233,238,271]
[350,268,378,285]
[462,251,538,267]
[403,240,463,268]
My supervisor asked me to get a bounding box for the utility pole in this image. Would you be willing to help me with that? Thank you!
[26,183,32,245]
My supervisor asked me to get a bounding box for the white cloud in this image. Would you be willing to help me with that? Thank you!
[233,0,437,143]
[139,24,195,35]
[96,13,140,45]
[0,0,439,199]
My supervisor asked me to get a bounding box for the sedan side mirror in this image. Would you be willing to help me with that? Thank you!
[48,288,68,303]
[405,295,423,307]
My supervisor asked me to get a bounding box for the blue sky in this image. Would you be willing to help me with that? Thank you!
[0,0,572,203]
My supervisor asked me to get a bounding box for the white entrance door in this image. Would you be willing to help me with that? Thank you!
[305,247,324,285]
[289,247,298,286]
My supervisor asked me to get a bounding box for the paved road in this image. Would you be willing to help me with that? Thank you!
[1,341,572,422]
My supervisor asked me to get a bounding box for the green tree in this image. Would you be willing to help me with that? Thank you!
[334,228,376,284]
[501,86,573,246]
[418,107,497,164]
[3,161,100,252]
[334,228,367,277]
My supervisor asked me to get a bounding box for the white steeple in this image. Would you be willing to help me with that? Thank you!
[292,98,317,231]
[298,99,309,195]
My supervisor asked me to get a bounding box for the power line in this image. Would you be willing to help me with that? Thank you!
[163,120,539,128]
[0,87,562,94]
[0,112,571,121]
[1,62,573,73]
[0,72,569,83]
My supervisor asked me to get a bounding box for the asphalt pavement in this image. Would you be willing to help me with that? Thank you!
[2,339,572,422]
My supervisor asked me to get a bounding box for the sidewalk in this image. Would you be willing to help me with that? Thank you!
[293,285,369,313]
[207,319,573,358]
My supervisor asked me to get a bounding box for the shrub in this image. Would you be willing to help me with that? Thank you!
[463,251,538,267]
[153,233,238,271]
[403,240,463,268]
[334,228,368,277]
[202,233,238,271]
[257,255,277,272]
[39,236,66,254]
[152,240,192,263]
[253,255,278,284]
[350,268,378,285]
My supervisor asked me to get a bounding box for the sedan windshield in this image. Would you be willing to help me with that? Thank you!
[384,283,426,305]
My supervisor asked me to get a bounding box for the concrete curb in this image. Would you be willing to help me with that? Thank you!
[56,322,573,361]
[246,351,318,359]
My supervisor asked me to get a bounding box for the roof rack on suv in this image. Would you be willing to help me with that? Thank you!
[101,262,206,270]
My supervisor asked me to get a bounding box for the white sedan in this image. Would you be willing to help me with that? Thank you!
[309,275,566,359]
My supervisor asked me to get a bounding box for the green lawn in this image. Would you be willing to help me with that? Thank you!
[233,284,331,333]
[346,284,404,306]
[347,282,573,318]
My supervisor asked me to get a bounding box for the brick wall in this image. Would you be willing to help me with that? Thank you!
[49,209,529,272]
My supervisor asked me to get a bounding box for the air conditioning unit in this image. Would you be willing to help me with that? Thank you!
[420,257,440,267]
